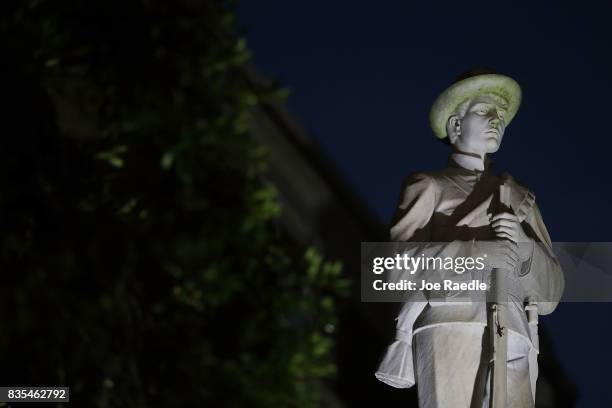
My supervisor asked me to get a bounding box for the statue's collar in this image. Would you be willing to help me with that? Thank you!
[448,151,493,174]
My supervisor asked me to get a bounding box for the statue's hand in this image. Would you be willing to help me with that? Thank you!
[489,212,534,261]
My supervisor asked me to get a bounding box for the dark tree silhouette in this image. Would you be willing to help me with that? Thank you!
[0,2,347,406]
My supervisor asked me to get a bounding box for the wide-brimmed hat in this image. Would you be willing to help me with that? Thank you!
[429,70,522,139]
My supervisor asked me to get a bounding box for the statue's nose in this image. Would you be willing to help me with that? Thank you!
[489,117,499,128]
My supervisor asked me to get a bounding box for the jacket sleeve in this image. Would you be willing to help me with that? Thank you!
[387,173,482,287]
[519,202,565,315]
[389,173,438,242]
[375,173,437,389]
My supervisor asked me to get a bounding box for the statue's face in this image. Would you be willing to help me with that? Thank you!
[449,95,507,154]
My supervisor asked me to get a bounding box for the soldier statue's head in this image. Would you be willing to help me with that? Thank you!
[430,69,522,156]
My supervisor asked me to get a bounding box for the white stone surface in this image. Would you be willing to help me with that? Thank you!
[375,73,564,407]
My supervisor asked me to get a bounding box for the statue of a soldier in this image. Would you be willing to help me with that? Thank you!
[375,70,565,407]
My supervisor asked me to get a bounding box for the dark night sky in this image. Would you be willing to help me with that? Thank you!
[237,1,612,406]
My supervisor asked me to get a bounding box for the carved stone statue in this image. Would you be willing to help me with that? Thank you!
[375,70,565,407]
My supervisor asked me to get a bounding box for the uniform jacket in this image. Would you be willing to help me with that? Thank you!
[375,155,565,388]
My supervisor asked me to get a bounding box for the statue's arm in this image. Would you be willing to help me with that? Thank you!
[389,173,437,242]
[387,174,477,286]
[519,202,565,315]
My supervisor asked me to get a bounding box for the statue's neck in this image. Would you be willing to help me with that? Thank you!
[450,150,487,172]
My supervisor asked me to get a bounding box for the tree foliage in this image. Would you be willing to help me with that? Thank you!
[0,1,347,406]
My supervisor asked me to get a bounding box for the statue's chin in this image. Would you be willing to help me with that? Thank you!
[486,139,500,153]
